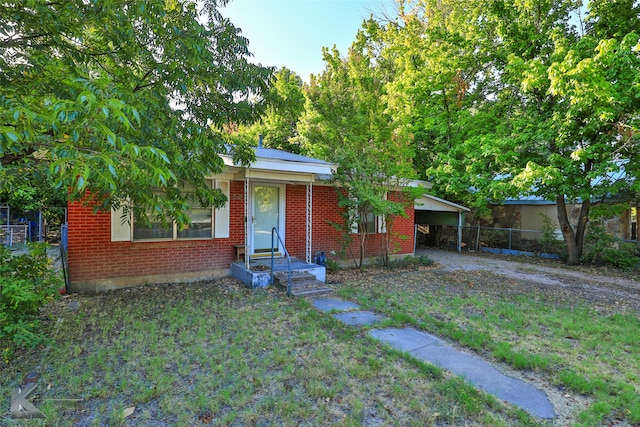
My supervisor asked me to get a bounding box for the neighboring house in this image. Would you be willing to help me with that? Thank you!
[473,164,638,241]
[69,146,441,292]
[479,196,636,241]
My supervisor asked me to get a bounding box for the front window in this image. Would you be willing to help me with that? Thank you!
[132,180,214,240]
[132,213,173,240]
[177,205,213,239]
[361,211,376,234]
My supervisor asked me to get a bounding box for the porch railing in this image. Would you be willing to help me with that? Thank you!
[271,227,292,297]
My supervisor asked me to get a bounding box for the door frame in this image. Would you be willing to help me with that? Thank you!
[249,182,286,256]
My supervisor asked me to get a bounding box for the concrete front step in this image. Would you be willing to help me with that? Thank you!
[273,271,316,284]
[288,280,333,297]
[273,272,332,296]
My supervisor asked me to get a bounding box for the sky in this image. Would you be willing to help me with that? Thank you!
[222,0,395,81]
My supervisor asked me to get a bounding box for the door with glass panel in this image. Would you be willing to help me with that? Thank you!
[251,184,283,254]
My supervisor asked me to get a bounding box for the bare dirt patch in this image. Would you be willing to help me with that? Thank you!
[419,249,640,314]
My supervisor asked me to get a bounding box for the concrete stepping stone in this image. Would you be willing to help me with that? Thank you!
[333,311,382,326]
[370,328,555,419]
[313,298,360,312]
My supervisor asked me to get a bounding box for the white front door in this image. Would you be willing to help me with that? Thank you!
[251,184,284,254]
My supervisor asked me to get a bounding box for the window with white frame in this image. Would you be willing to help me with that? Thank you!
[112,179,230,242]
[351,193,387,235]
[132,188,175,240]
[361,211,377,234]
[177,182,213,239]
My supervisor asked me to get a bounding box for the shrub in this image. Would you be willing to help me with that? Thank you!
[581,223,640,270]
[1,243,61,362]
[385,255,434,270]
[539,214,565,257]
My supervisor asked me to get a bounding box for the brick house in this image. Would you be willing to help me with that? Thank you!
[67,147,420,292]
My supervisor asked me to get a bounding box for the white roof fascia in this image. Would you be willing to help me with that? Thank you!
[243,169,315,183]
[415,194,470,212]
[221,154,334,176]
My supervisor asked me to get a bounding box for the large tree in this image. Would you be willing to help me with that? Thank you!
[0,0,272,225]
[228,68,306,153]
[385,0,640,264]
[299,25,421,267]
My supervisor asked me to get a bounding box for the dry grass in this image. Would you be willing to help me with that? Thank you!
[2,254,638,426]
[1,278,524,427]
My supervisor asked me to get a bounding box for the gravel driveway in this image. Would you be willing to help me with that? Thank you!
[417,248,640,311]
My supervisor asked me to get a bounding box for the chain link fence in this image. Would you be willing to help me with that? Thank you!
[416,224,563,258]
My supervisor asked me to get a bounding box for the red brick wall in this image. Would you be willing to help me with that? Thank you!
[285,184,307,259]
[68,181,415,289]
[311,186,415,261]
[68,182,246,288]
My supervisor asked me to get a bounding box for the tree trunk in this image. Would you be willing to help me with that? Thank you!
[574,199,591,257]
[381,215,395,268]
[556,195,580,265]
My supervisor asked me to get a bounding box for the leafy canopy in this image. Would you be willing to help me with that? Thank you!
[0,0,272,225]
[299,25,422,266]
[382,0,640,262]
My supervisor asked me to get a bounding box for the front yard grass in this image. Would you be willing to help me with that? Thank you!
[336,267,640,426]
[2,261,638,426]
[2,278,524,426]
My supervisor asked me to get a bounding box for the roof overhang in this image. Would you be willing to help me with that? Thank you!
[415,194,470,212]
[221,154,335,183]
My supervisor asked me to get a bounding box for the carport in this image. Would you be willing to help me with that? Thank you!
[414,195,470,253]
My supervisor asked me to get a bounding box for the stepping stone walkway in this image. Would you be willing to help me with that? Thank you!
[312,298,555,420]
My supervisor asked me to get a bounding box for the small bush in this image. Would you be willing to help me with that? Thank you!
[539,214,565,257]
[0,243,61,362]
[325,259,340,272]
[385,255,434,270]
[581,223,640,270]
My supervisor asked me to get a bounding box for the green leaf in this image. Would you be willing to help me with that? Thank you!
[4,131,19,142]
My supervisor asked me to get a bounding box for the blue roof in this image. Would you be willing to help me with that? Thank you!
[497,160,631,204]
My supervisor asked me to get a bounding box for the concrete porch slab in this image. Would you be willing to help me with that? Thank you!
[231,256,326,289]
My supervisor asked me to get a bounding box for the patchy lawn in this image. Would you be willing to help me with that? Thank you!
[1,253,638,426]
[331,255,640,427]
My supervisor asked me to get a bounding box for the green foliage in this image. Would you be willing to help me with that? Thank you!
[0,0,271,225]
[299,26,423,267]
[383,255,434,270]
[0,243,61,361]
[581,222,640,270]
[228,68,306,153]
[382,0,640,263]
[325,258,340,272]
[539,214,565,257]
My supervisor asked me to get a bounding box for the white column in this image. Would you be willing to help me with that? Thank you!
[458,212,463,253]
[244,177,250,269]
[306,182,313,264]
